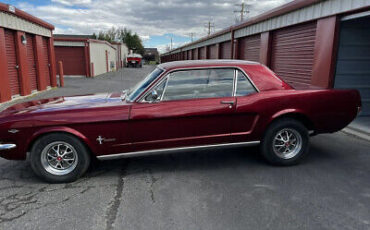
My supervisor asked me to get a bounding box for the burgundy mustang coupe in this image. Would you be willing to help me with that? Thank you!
[0,60,361,182]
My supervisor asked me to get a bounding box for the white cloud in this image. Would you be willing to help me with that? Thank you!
[17,0,293,45]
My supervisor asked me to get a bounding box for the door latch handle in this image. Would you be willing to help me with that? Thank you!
[15,65,19,69]
[220,101,234,105]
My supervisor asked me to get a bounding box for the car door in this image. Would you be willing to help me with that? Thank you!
[129,68,236,152]
[231,69,260,142]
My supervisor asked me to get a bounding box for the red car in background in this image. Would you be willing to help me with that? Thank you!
[126,53,143,68]
[0,60,361,183]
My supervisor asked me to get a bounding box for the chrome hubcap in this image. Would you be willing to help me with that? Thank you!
[273,128,302,159]
[41,141,78,176]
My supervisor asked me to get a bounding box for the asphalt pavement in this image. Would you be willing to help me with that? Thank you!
[0,65,369,230]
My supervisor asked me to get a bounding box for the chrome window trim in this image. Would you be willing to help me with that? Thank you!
[136,66,259,103]
[97,141,260,160]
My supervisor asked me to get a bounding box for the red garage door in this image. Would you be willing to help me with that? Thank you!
[238,34,260,62]
[41,38,51,87]
[199,47,206,59]
[271,22,316,86]
[193,48,198,60]
[209,44,218,59]
[220,41,232,59]
[26,34,38,91]
[55,46,86,76]
[4,29,20,96]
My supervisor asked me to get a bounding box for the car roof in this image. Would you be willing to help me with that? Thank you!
[158,59,260,70]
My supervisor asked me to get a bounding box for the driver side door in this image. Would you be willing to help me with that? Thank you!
[128,68,236,152]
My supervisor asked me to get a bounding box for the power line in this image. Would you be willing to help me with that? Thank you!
[234,1,251,22]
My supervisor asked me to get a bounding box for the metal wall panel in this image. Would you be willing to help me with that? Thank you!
[41,37,51,86]
[209,44,218,59]
[0,11,51,37]
[238,34,261,62]
[55,46,86,76]
[89,42,116,76]
[4,29,20,96]
[334,16,370,116]
[271,22,317,86]
[220,41,232,59]
[54,41,85,47]
[26,34,37,91]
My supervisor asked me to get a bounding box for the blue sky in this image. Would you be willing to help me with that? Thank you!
[4,0,291,53]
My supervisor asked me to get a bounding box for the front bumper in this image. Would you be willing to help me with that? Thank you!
[0,143,16,151]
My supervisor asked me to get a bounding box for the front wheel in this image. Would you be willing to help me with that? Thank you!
[260,118,309,165]
[30,133,91,183]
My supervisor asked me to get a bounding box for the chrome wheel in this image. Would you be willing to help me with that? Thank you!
[273,128,302,159]
[40,141,78,176]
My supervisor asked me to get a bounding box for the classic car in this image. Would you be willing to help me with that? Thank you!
[0,60,361,183]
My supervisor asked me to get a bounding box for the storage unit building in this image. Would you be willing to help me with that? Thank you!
[0,3,57,103]
[112,42,129,69]
[161,0,370,120]
[54,36,117,77]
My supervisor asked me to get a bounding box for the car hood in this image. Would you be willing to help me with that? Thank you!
[1,92,128,116]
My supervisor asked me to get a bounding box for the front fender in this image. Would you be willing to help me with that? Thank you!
[27,126,97,155]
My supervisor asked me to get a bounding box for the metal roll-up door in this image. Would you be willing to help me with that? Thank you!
[26,34,38,91]
[220,41,232,59]
[209,44,218,59]
[238,34,260,62]
[193,48,198,60]
[187,50,191,60]
[334,16,370,116]
[271,22,316,86]
[55,46,86,76]
[199,47,206,59]
[41,37,51,87]
[4,29,20,96]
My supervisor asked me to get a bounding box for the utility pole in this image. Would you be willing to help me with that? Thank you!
[204,21,215,36]
[188,32,196,42]
[234,1,250,22]
[170,36,173,50]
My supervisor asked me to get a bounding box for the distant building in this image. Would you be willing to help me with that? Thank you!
[54,34,117,77]
[143,48,159,63]
[0,3,57,103]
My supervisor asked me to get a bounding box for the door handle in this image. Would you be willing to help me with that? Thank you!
[15,65,19,69]
[220,101,235,108]
[220,101,234,105]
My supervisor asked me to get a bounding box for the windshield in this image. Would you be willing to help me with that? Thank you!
[127,68,164,101]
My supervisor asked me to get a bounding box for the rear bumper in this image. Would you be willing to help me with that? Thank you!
[0,143,16,151]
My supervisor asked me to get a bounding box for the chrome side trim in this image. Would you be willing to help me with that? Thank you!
[0,144,17,151]
[97,141,260,160]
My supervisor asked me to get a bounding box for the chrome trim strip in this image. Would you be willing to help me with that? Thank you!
[0,144,16,151]
[97,141,260,160]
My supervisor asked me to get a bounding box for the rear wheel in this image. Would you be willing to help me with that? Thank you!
[260,118,309,165]
[30,133,90,183]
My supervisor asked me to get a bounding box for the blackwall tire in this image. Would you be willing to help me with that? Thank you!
[30,133,91,183]
[260,118,309,166]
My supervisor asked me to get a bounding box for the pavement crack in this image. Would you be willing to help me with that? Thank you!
[105,161,128,230]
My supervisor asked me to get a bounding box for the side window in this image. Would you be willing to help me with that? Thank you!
[236,70,257,96]
[163,69,234,101]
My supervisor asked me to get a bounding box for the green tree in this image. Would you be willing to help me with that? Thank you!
[94,27,145,55]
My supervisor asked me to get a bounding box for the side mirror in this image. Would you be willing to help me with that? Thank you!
[146,90,159,102]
